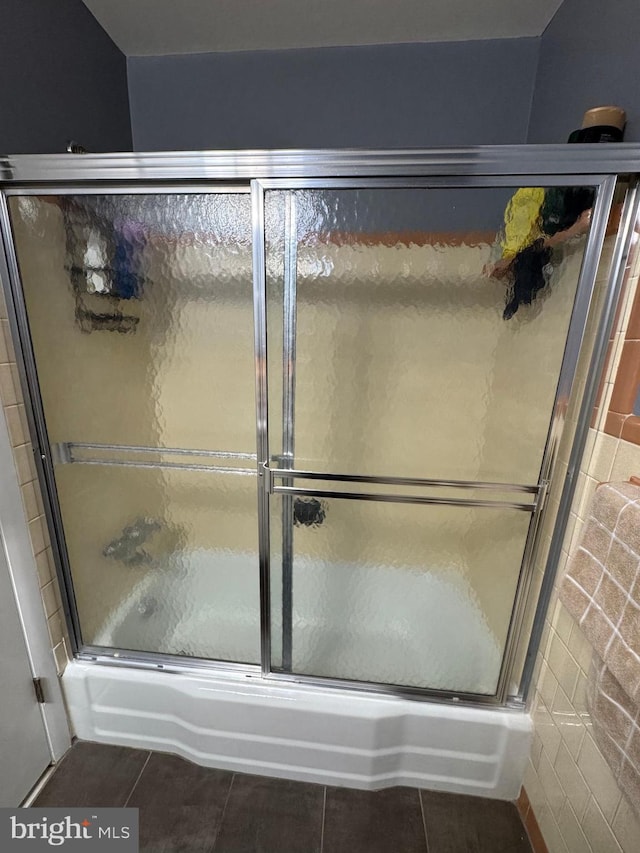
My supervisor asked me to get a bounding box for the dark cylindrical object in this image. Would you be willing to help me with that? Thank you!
[567,106,626,143]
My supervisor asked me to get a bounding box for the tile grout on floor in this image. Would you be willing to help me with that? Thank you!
[319,785,327,853]
[209,772,236,853]
[418,789,430,852]
[123,751,152,809]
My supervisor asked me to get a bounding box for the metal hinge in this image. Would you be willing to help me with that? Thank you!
[536,479,550,513]
[33,677,45,704]
[259,462,272,493]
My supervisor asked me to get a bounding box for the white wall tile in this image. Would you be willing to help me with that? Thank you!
[537,803,570,853]
[27,515,48,556]
[552,601,574,646]
[589,433,619,483]
[525,757,546,816]
[577,735,623,823]
[548,631,580,699]
[534,698,562,764]
[539,659,559,709]
[4,403,28,447]
[531,731,544,772]
[557,799,592,853]
[539,749,567,819]
[575,475,599,521]
[611,797,640,853]
[21,481,42,522]
[610,439,640,481]
[567,623,593,674]
[552,685,586,759]
[582,796,624,853]
[53,642,69,676]
[34,548,54,588]
[47,608,65,649]
[554,741,590,817]
[0,363,18,405]
[12,443,34,486]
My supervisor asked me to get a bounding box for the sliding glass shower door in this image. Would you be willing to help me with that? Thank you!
[7,191,261,663]
[0,149,621,704]
[262,184,600,696]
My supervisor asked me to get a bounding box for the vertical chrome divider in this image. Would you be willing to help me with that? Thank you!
[281,192,297,671]
[252,181,272,676]
[497,174,617,704]
[519,175,637,705]
[0,192,83,652]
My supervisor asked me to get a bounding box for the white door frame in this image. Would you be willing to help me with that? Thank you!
[0,402,71,764]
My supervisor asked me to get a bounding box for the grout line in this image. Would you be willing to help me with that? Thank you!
[123,751,152,808]
[21,764,59,807]
[210,773,235,853]
[26,736,77,803]
[419,789,430,852]
[319,786,327,853]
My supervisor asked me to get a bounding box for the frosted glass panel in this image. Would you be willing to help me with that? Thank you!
[271,497,532,694]
[9,192,259,662]
[54,463,259,663]
[9,193,254,452]
[266,187,594,484]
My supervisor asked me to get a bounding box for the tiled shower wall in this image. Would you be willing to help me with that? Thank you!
[523,246,640,853]
[0,286,71,675]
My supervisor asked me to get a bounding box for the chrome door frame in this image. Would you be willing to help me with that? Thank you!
[0,146,635,709]
[0,183,258,668]
[253,173,617,706]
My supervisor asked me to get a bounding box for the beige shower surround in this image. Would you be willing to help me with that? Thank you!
[519,238,640,853]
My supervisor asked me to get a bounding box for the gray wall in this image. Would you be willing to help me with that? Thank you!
[1,0,131,154]
[529,0,640,142]
[128,40,539,150]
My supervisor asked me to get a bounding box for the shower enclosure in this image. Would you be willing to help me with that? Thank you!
[0,149,637,781]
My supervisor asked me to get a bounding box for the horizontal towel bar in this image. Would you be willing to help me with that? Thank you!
[265,465,540,494]
[63,458,257,476]
[272,485,537,512]
[52,442,257,476]
[56,442,257,460]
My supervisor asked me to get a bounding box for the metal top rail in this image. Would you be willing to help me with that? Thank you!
[1,144,640,183]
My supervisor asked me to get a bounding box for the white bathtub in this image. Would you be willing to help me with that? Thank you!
[91,548,503,693]
[62,548,532,798]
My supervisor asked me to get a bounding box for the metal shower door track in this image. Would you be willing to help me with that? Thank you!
[2,144,640,181]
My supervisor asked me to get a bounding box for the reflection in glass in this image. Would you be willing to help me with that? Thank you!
[266,186,595,484]
[10,193,255,452]
[265,184,595,695]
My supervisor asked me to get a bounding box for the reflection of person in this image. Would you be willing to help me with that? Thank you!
[484,106,625,320]
[484,208,591,280]
[485,191,594,320]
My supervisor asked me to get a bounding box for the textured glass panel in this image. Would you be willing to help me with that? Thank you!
[271,497,532,694]
[9,193,258,662]
[54,463,259,663]
[266,187,596,484]
[9,193,255,453]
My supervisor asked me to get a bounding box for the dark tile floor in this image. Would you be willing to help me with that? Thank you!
[34,741,533,852]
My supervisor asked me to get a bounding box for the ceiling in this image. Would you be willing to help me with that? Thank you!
[82,0,564,57]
